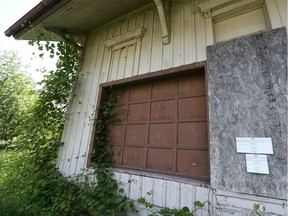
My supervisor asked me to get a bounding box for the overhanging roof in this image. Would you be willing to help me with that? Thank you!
[5,0,153,40]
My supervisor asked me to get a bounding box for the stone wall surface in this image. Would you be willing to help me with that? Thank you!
[207,27,287,199]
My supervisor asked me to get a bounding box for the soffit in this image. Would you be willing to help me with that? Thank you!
[42,0,153,33]
[8,0,153,40]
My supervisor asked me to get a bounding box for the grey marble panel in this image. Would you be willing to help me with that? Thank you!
[207,27,287,199]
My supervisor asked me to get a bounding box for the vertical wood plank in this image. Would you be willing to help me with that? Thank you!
[153,179,167,207]
[204,17,214,46]
[141,176,154,203]
[113,171,122,184]
[195,187,211,216]
[180,183,195,211]
[58,34,95,174]
[264,0,282,28]
[66,72,87,176]
[130,175,142,200]
[172,2,184,67]
[77,30,109,171]
[133,11,145,76]
[113,22,122,37]
[62,44,94,175]
[150,7,163,72]
[117,47,128,79]
[138,9,154,75]
[120,173,131,197]
[99,25,114,84]
[125,44,136,78]
[109,49,121,81]
[120,19,129,34]
[70,31,103,175]
[166,181,180,209]
[184,0,196,64]
[128,16,136,31]
[195,0,207,61]
[75,31,106,173]
[275,0,287,27]
[162,3,173,70]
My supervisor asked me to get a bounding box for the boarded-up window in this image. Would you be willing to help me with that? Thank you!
[104,69,209,182]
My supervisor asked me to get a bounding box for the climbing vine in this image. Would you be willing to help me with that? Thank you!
[0,31,208,215]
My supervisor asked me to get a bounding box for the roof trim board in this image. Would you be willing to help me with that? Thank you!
[5,0,71,39]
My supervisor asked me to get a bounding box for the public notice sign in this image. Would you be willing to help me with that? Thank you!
[236,137,273,154]
[245,154,269,174]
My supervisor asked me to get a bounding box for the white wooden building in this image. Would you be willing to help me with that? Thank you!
[6,0,287,215]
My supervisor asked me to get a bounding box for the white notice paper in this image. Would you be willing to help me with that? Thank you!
[236,137,273,154]
[245,154,269,174]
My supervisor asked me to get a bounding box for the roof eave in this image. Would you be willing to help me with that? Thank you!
[4,0,71,39]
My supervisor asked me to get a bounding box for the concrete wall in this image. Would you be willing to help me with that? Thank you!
[207,27,287,199]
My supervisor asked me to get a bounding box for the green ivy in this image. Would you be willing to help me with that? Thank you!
[0,33,208,216]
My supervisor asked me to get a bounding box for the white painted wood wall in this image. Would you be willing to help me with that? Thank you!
[56,0,287,215]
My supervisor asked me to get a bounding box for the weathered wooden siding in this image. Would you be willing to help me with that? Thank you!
[57,0,212,177]
[56,0,287,215]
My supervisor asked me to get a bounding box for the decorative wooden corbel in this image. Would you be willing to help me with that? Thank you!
[154,0,170,45]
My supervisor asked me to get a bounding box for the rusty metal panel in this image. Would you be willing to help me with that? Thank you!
[130,84,151,101]
[112,145,122,166]
[178,96,207,119]
[149,123,174,146]
[147,148,173,172]
[125,124,147,145]
[112,105,127,122]
[152,79,177,99]
[178,122,207,146]
[128,103,148,121]
[117,89,129,104]
[123,147,145,168]
[150,100,174,120]
[107,69,208,180]
[178,73,206,96]
[109,124,125,144]
[177,150,209,177]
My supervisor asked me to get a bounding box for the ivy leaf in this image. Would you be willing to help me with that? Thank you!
[194,200,205,208]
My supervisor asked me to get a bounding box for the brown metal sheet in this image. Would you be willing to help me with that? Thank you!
[125,124,147,145]
[130,84,151,102]
[116,89,129,104]
[107,69,209,181]
[178,122,207,146]
[178,73,206,96]
[149,123,174,146]
[122,147,145,168]
[177,149,209,177]
[109,124,125,144]
[178,96,207,119]
[111,105,127,122]
[128,103,148,121]
[152,79,177,99]
[147,148,173,172]
[150,100,174,120]
[112,145,122,166]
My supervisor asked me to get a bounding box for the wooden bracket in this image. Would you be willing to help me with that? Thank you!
[154,0,170,45]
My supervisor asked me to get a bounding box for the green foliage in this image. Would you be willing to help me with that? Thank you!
[0,43,133,215]
[89,88,136,215]
[0,49,36,149]
[0,40,79,215]
[0,37,207,216]
[137,196,208,216]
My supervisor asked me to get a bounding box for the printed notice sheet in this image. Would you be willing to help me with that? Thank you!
[245,154,269,174]
[236,137,273,154]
